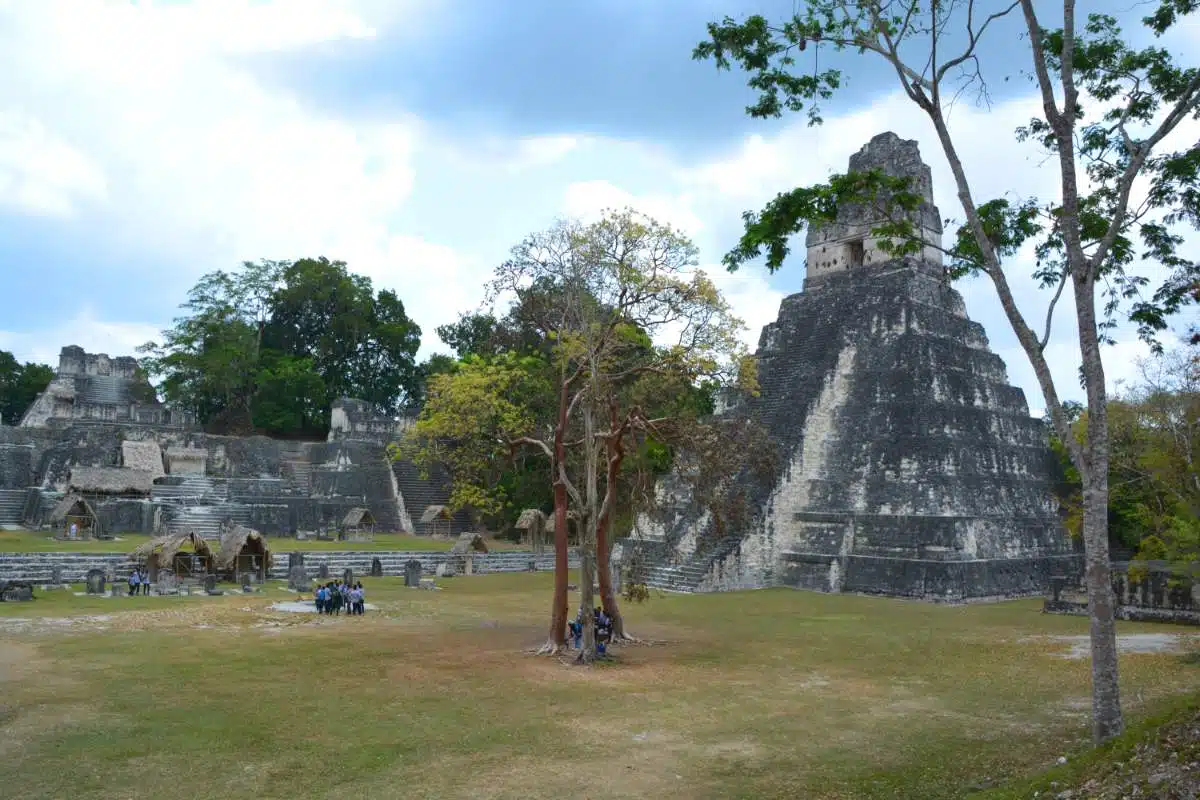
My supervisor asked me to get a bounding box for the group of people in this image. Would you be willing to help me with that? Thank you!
[314,581,366,615]
[568,606,614,654]
[126,568,150,595]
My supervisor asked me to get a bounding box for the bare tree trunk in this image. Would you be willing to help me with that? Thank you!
[540,380,570,655]
[1075,274,1124,742]
[596,400,628,639]
[577,405,600,663]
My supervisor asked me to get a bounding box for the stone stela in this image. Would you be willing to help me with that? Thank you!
[628,132,1080,602]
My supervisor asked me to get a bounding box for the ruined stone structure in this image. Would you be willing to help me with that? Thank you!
[628,132,1080,602]
[0,349,469,539]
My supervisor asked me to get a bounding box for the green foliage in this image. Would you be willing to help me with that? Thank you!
[141,258,422,436]
[403,353,551,517]
[1049,344,1199,555]
[696,1,1198,352]
[0,351,53,425]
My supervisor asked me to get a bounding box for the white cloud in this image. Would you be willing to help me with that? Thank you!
[562,179,705,235]
[0,311,160,369]
[0,110,108,217]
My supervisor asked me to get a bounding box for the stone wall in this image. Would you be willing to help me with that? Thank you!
[0,548,581,583]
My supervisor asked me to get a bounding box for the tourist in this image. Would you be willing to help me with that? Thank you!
[127,568,139,597]
[569,612,583,649]
[354,582,365,615]
[595,606,612,656]
[314,584,325,614]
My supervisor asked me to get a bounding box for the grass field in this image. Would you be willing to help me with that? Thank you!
[0,530,522,553]
[0,573,1196,799]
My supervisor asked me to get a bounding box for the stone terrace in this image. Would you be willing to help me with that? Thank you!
[0,549,580,583]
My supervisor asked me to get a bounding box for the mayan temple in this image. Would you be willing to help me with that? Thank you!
[626,132,1080,601]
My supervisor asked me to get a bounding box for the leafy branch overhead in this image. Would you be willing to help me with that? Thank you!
[698,2,1199,352]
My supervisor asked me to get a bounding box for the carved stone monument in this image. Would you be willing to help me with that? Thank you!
[287,565,311,593]
[318,563,330,580]
[50,566,63,586]
[85,568,106,595]
[370,557,384,578]
[203,574,220,595]
[0,582,33,602]
[632,132,1079,602]
[404,559,422,587]
[342,568,354,586]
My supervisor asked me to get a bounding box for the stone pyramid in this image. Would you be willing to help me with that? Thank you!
[632,132,1078,601]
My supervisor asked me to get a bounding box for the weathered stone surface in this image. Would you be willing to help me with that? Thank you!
[318,563,330,580]
[630,133,1079,602]
[287,564,311,593]
[435,562,456,578]
[342,568,353,586]
[0,582,33,601]
[203,574,219,595]
[404,559,422,586]
[370,557,384,578]
[85,568,106,595]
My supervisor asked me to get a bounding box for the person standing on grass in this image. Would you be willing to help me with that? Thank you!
[353,582,364,615]
[127,568,138,597]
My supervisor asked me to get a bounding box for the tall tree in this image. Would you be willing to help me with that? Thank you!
[0,351,53,425]
[695,0,1198,742]
[412,209,756,661]
[143,257,422,436]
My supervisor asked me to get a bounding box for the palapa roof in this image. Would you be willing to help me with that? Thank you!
[69,466,154,496]
[341,507,376,527]
[214,525,273,571]
[515,509,546,530]
[449,531,489,554]
[47,493,98,523]
[420,504,450,524]
[129,531,214,565]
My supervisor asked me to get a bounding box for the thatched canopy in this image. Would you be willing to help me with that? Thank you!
[129,531,214,569]
[449,532,489,554]
[515,509,546,530]
[341,507,376,528]
[69,466,153,496]
[214,525,273,573]
[420,505,449,524]
[48,493,97,525]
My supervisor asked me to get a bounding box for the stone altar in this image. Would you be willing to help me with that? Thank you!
[630,132,1079,602]
[85,568,106,595]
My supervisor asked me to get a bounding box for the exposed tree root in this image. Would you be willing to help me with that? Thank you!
[535,640,567,656]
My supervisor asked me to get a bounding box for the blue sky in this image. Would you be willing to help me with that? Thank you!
[0,0,1195,413]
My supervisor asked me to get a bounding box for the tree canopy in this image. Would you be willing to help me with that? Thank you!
[140,258,422,437]
[0,351,53,425]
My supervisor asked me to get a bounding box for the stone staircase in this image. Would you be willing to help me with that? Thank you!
[163,504,255,539]
[623,533,746,593]
[75,374,128,404]
[150,477,222,503]
[0,548,581,583]
[0,489,26,528]
[391,460,470,534]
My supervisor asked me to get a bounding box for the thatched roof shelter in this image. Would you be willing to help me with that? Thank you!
[515,508,548,554]
[69,466,153,496]
[129,532,214,577]
[48,493,98,525]
[420,505,449,524]
[214,525,272,571]
[47,493,100,537]
[449,532,489,555]
[515,509,546,530]
[341,507,376,529]
[214,525,272,580]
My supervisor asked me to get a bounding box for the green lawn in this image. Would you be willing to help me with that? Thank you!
[0,530,523,553]
[0,573,1196,799]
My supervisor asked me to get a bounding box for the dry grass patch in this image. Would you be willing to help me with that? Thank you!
[0,574,1195,799]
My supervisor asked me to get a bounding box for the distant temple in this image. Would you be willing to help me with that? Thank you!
[0,348,469,539]
[626,132,1079,602]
